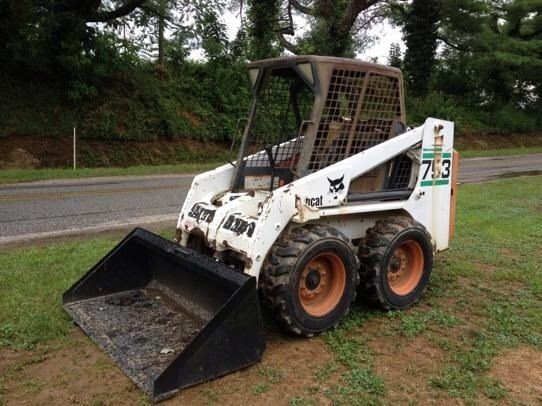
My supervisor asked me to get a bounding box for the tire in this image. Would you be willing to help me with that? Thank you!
[260,224,360,336]
[358,216,433,310]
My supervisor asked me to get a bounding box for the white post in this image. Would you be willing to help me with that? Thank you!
[73,127,76,170]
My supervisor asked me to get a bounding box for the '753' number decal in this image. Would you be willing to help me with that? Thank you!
[420,158,451,187]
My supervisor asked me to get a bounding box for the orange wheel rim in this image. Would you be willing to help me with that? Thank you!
[387,240,424,296]
[298,252,346,317]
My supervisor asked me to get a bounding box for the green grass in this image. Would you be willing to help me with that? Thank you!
[316,328,385,404]
[292,175,542,404]
[289,396,317,406]
[1,175,541,404]
[0,237,118,349]
[0,162,225,185]
[459,145,542,158]
[251,365,283,395]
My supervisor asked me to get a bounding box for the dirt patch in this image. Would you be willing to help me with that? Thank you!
[368,328,453,403]
[173,327,333,405]
[0,147,41,168]
[490,346,542,404]
[0,330,141,405]
[180,111,203,128]
[0,323,333,405]
[0,134,228,168]
[475,261,497,272]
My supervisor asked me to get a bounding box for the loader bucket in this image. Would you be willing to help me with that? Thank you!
[63,228,265,402]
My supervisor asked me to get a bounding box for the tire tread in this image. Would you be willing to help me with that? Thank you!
[261,224,359,336]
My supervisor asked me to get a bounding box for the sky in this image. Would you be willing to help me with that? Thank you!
[360,21,404,63]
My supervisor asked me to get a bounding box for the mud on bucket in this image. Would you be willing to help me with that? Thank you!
[63,228,266,401]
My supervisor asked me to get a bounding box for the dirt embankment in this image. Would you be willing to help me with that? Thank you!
[454,132,542,151]
[1,133,541,169]
[0,135,229,169]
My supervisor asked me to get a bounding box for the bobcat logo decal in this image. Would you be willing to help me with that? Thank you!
[327,175,345,199]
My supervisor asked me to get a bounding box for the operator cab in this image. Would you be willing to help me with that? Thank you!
[231,56,414,199]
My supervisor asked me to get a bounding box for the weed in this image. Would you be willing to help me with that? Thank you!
[314,361,339,381]
[251,381,269,395]
[429,367,506,401]
[395,312,427,337]
[324,320,385,402]
[426,308,461,327]
[137,394,152,406]
[336,306,375,330]
[343,367,385,395]
[289,396,316,406]
[258,365,283,384]
[20,378,43,394]
[323,330,372,367]
[387,307,460,338]
[200,387,218,403]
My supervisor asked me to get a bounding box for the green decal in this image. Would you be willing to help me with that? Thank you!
[422,152,452,159]
[421,179,450,187]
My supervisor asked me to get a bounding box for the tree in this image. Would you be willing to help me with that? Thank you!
[246,0,281,60]
[434,0,542,108]
[402,0,441,96]
[284,0,389,56]
[238,0,387,57]
[0,0,152,77]
[387,42,402,68]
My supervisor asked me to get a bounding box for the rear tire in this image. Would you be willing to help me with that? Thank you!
[261,224,359,336]
[359,216,433,310]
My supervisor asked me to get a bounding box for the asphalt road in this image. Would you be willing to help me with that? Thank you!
[1,153,541,245]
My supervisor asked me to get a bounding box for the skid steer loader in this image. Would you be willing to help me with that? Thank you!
[64,55,458,401]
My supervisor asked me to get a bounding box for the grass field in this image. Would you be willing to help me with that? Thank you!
[0,162,225,185]
[459,145,542,158]
[1,176,541,404]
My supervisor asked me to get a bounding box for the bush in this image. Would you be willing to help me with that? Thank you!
[407,92,541,136]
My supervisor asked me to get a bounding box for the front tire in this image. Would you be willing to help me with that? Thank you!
[260,224,359,336]
[359,216,433,310]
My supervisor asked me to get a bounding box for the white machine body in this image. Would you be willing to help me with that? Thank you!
[177,118,455,280]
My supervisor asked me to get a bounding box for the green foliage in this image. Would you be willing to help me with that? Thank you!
[246,0,281,60]
[398,0,542,133]
[386,307,461,338]
[343,367,386,395]
[387,43,403,69]
[406,91,542,135]
[402,0,441,96]
[251,381,269,394]
[298,1,358,57]
[288,397,316,406]
[429,367,506,400]
[1,0,541,144]
[322,329,385,403]
[251,365,283,395]
[0,57,250,141]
